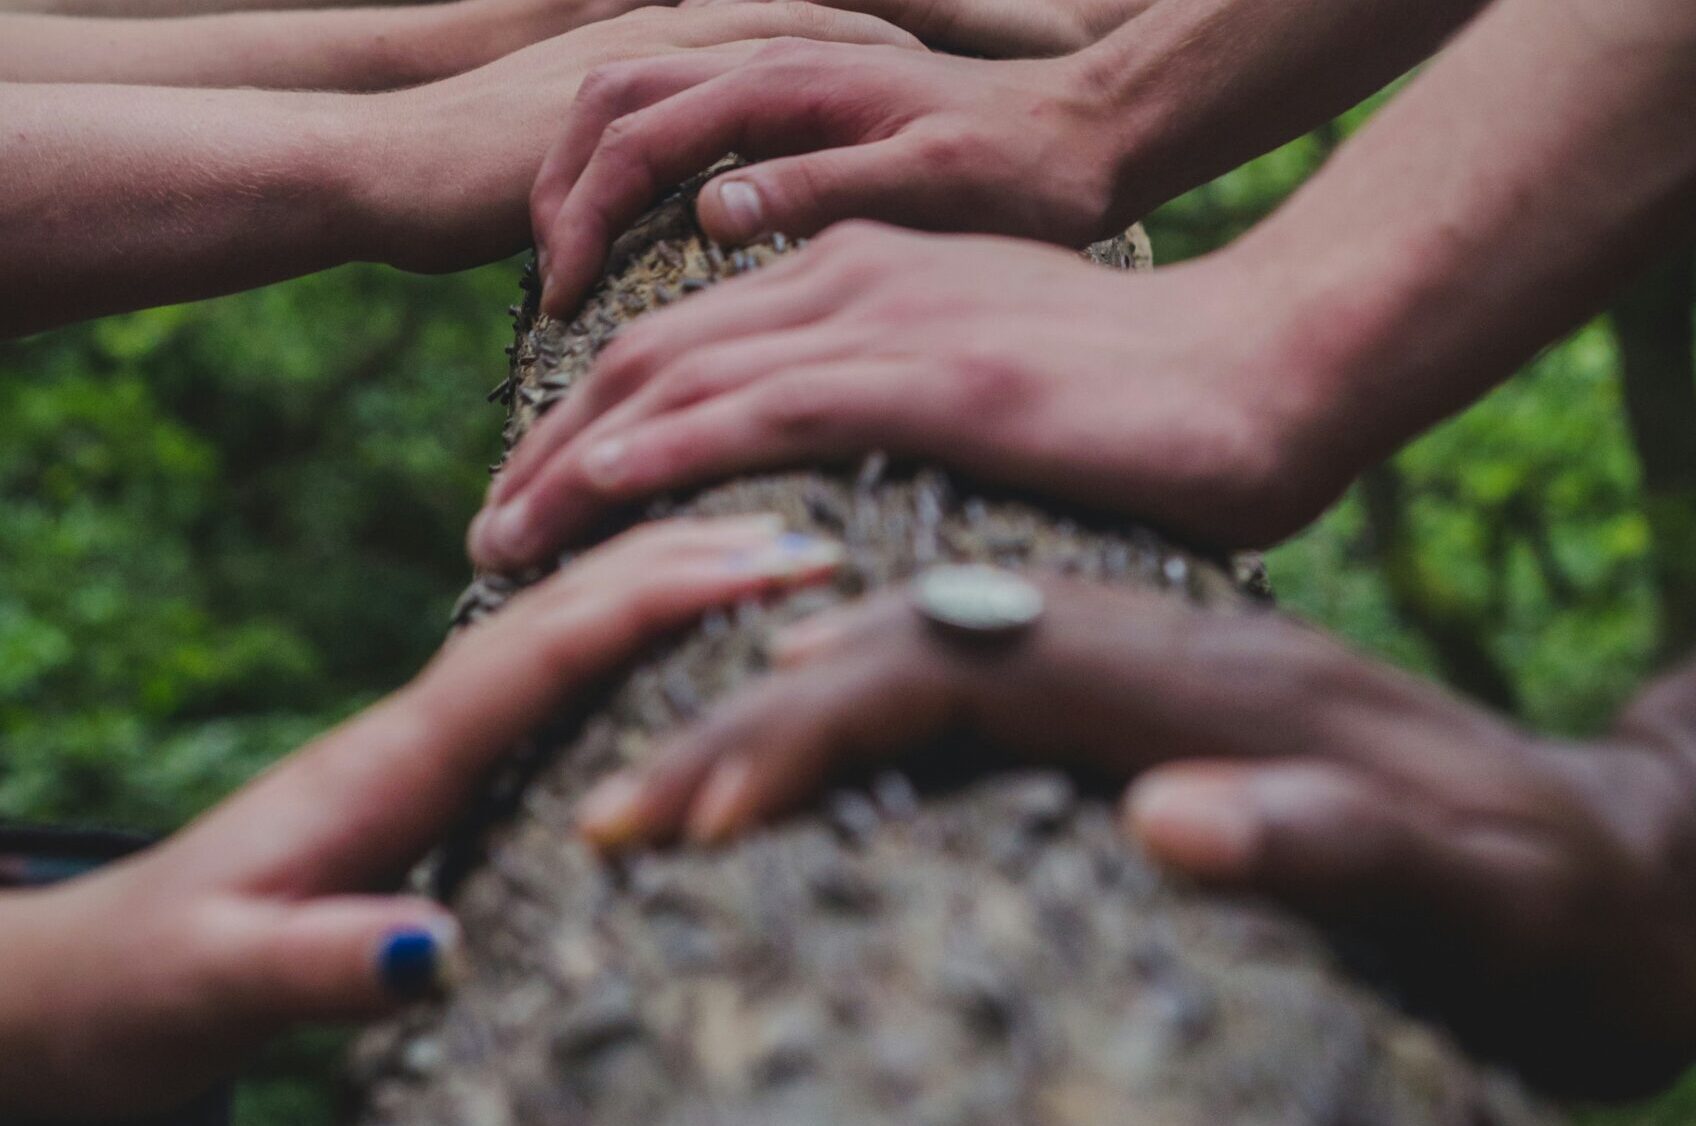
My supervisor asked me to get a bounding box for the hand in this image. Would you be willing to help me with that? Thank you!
[678,0,1151,57]
[0,515,842,1121]
[471,226,1342,572]
[528,40,1137,315]
[351,2,921,274]
[575,577,1696,1095]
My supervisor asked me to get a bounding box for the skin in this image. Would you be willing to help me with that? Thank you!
[0,2,917,339]
[577,580,1696,1095]
[0,0,416,14]
[679,0,1154,57]
[0,514,845,1122]
[471,0,1696,569]
[526,0,1484,318]
[0,0,672,90]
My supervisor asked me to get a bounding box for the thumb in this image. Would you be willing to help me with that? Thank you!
[207,896,462,1026]
[696,139,939,245]
[1121,759,1502,916]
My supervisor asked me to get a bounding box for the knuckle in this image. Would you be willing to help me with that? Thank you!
[576,62,639,113]
[595,330,661,391]
[597,114,647,161]
[753,381,836,440]
[946,350,1038,420]
[911,127,977,177]
[753,33,824,64]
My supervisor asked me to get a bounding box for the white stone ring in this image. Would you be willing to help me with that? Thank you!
[911,564,1045,642]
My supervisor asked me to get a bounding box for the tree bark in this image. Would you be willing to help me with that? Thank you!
[349,173,1562,1126]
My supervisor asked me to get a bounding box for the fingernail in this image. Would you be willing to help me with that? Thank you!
[771,614,844,666]
[578,772,646,847]
[583,437,627,489]
[731,532,845,579]
[535,246,550,286]
[715,180,766,241]
[1126,776,1260,880]
[377,918,461,999]
[479,496,533,564]
[688,757,755,843]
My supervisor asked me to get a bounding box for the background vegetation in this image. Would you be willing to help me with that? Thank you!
[2,100,1692,1122]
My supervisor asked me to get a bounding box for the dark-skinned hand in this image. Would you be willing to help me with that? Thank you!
[576,577,1696,1095]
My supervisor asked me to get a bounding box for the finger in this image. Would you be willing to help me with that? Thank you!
[181,516,845,893]
[695,135,956,245]
[1123,760,1566,932]
[476,330,866,568]
[531,45,755,250]
[202,895,459,1025]
[767,598,872,665]
[539,44,905,315]
[531,9,920,248]
[485,252,834,510]
[482,359,942,565]
[580,596,945,849]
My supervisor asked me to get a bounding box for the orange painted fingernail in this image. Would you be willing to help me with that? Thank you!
[578,773,647,848]
[771,614,846,666]
[1126,776,1259,880]
[687,757,755,843]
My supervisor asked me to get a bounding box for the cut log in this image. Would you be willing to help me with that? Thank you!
[350,173,1562,1126]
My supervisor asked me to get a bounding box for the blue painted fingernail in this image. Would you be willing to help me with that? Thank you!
[379,927,444,999]
[730,533,845,577]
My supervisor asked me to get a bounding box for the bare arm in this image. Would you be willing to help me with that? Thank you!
[0,0,666,90]
[0,83,370,337]
[0,0,414,17]
[0,3,916,340]
[1224,0,1696,482]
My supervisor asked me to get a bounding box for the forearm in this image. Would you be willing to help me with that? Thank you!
[0,7,481,89]
[0,0,415,15]
[0,891,78,1119]
[0,83,379,337]
[1082,0,1486,221]
[1231,0,1696,480]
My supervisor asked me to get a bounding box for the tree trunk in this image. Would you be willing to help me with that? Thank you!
[349,173,1561,1126]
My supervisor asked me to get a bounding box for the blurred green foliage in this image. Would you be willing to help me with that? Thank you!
[1,96,1692,1125]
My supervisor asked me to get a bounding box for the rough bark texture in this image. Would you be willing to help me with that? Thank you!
[349,173,1563,1126]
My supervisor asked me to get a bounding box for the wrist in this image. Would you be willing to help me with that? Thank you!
[338,82,533,273]
[0,890,86,1119]
[1210,203,1483,494]
[1054,37,1188,227]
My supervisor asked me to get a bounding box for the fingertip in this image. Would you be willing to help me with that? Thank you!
[700,177,768,245]
[770,609,851,667]
[577,772,651,851]
[1124,771,1261,882]
[469,495,536,572]
[375,914,463,1001]
[685,756,757,844]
